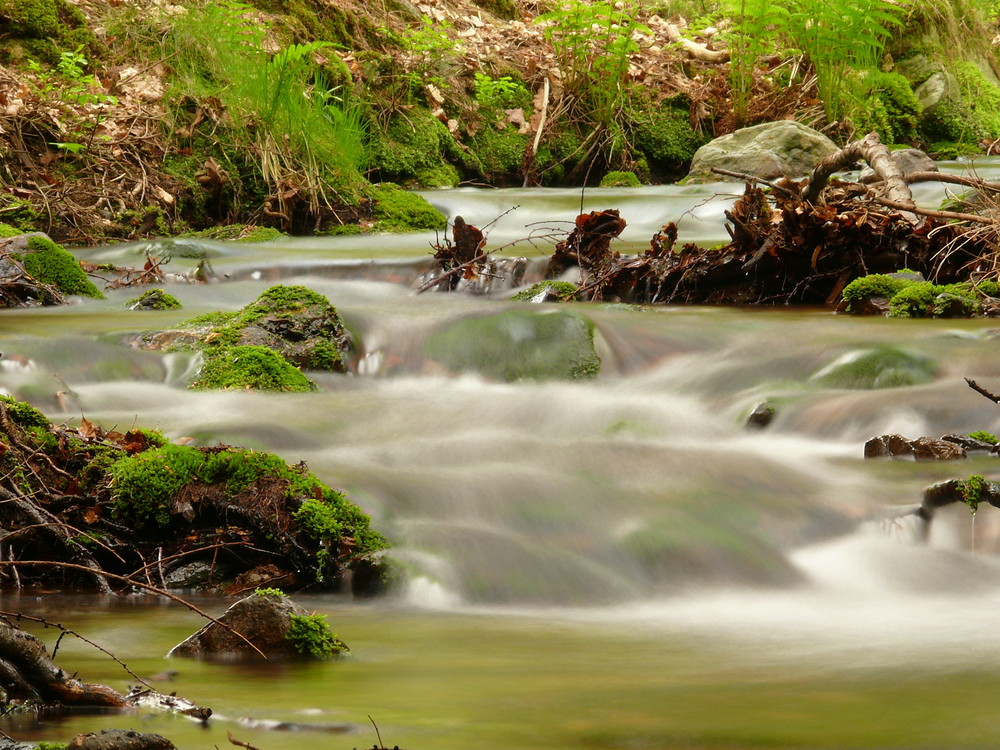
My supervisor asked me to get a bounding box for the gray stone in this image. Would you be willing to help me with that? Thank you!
[686,120,839,183]
[68,729,175,750]
[914,71,956,114]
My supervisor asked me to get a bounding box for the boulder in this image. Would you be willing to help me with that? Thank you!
[168,592,348,660]
[864,433,914,458]
[911,437,967,461]
[686,120,839,183]
[865,434,968,460]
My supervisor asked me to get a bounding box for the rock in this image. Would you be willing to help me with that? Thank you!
[423,308,601,381]
[914,70,957,114]
[941,434,996,452]
[163,561,220,589]
[911,436,967,461]
[864,433,914,458]
[168,592,347,660]
[68,729,175,750]
[859,148,936,182]
[745,401,775,429]
[811,346,938,390]
[686,120,839,183]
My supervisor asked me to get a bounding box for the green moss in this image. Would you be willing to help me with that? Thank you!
[0,222,21,238]
[599,170,642,188]
[968,430,998,445]
[924,61,1000,145]
[367,109,460,186]
[887,282,936,318]
[182,225,286,243]
[841,274,914,312]
[424,308,601,381]
[23,236,103,298]
[0,0,94,65]
[191,345,317,392]
[0,395,50,430]
[369,183,446,232]
[960,474,988,514]
[628,91,706,177]
[294,493,386,556]
[253,587,287,597]
[126,289,182,310]
[108,444,205,528]
[469,126,529,184]
[852,71,922,145]
[510,281,580,302]
[287,613,348,659]
[182,311,238,328]
[812,346,938,389]
[414,163,461,189]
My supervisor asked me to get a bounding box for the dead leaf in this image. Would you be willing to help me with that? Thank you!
[78,416,98,441]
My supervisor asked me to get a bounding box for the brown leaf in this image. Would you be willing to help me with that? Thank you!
[78,416,98,441]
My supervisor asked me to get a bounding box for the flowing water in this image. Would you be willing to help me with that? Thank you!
[4,162,1000,749]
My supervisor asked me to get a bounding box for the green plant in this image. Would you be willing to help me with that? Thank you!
[474,73,530,112]
[723,0,787,126]
[535,0,650,130]
[286,613,346,658]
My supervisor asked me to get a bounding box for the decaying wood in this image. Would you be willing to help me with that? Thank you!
[665,23,729,62]
[801,131,914,212]
[966,377,1000,404]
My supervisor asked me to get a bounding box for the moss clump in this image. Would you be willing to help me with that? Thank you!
[0,0,93,64]
[924,61,1000,145]
[369,183,446,232]
[853,71,922,145]
[366,109,461,187]
[126,289,182,310]
[599,171,642,188]
[968,430,998,445]
[469,126,529,184]
[287,613,348,659]
[254,587,287,598]
[510,281,580,302]
[0,395,49,430]
[424,308,601,381]
[628,92,706,178]
[960,474,988,515]
[812,346,938,389]
[23,236,103,298]
[887,281,937,318]
[0,222,21,238]
[108,444,205,528]
[192,345,317,392]
[841,273,913,311]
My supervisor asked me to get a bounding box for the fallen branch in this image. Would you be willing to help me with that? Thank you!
[966,377,1000,403]
[665,23,729,62]
[869,196,995,225]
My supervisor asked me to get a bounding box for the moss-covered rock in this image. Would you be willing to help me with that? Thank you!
[842,273,987,318]
[853,70,922,145]
[629,92,707,179]
[126,289,182,310]
[182,225,286,243]
[510,281,580,302]
[811,346,938,389]
[191,345,317,391]
[599,170,642,188]
[0,0,94,65]
[368,183,446,232]
[22,235,103,298]
[921,61,1000,146]
[366,108,466,188]
[424,308,601,381]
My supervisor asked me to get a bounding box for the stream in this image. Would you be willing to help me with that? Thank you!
[4,161,1000,749]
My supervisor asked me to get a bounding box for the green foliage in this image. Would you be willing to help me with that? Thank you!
[534,0,650,129]
[600,170,642,187]
[474,73,531,113]
[960,474,988,514]
[295,493,387,556]
[511,281,580,301]
[191,345,317,392]
[126,289,182,310]
[23,236,103,298]
[968,430,998,445]
[108,444,205,528]
[724,0,788,126]
[164,1,367,218]
[369,183,447,231]
[287,613,346,658]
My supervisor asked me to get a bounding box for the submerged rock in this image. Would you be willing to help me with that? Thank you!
[686,120,839,182]
[169,591,348,660]
[68,729,175,750]
[0,232,103,306]
[423,308,601,381]
[865,434,968,460]
[811,346,938,389]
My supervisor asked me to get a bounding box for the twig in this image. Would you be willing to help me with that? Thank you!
[227,732,262,750]
[966,377,1000,404]
[870,197,995,225]
[369,715,385,749]
[0,611,154,689]
[709,168,802,199]
[0,561,267,658]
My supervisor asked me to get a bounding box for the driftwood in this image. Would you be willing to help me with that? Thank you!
[800,131,914,211]
[664,23,729,62]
